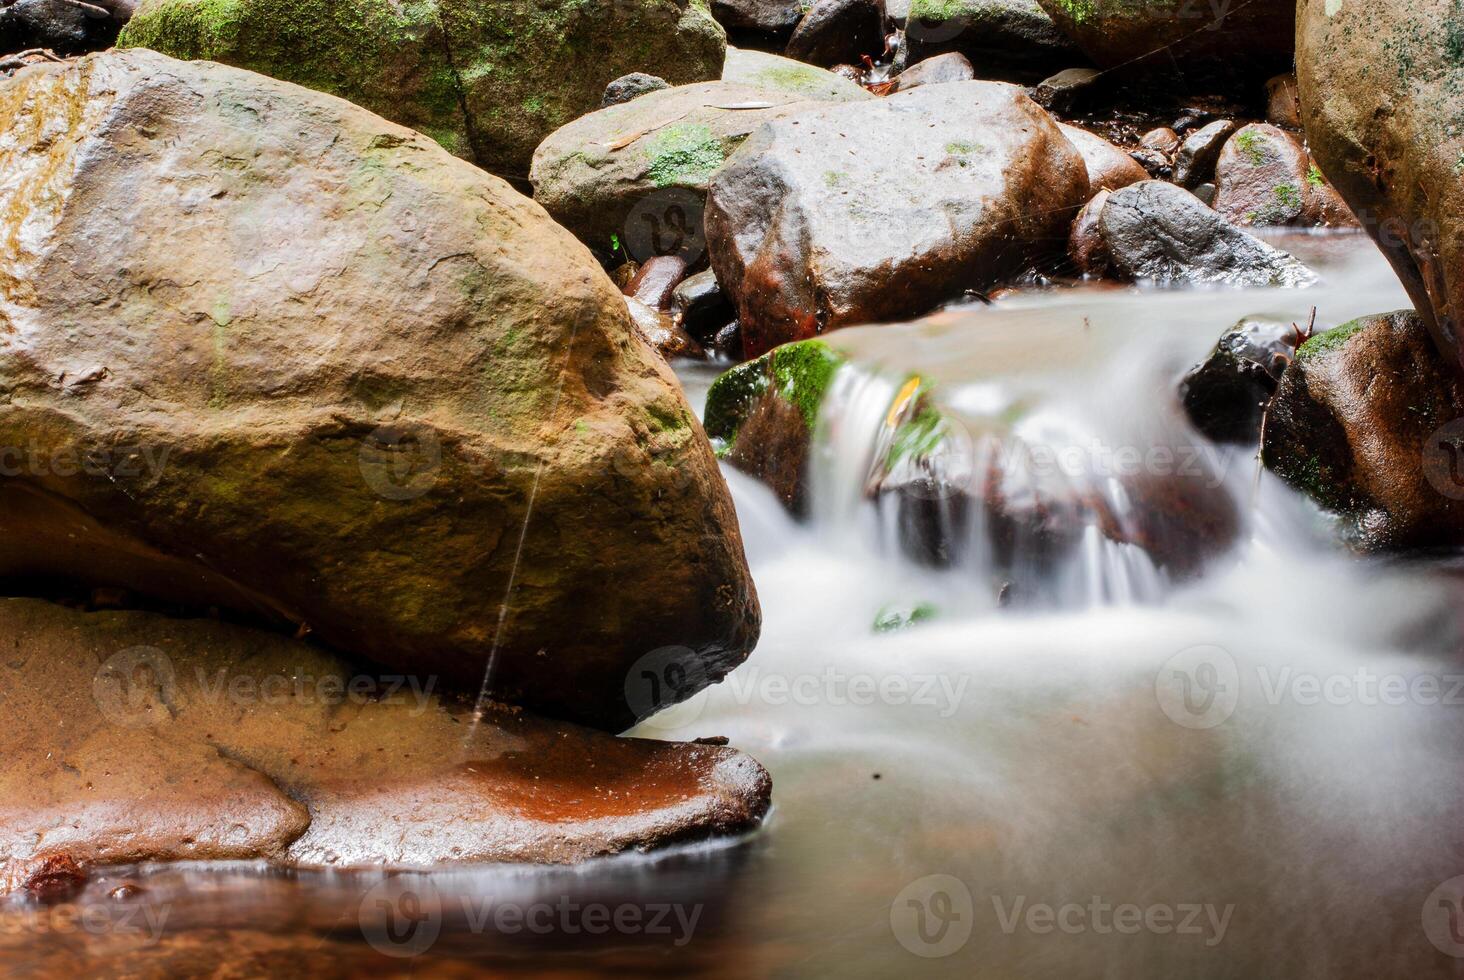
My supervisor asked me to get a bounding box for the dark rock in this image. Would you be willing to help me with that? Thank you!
[1129,147,1169,177]
[625,255,688,309]
[897,0,1082,84]
[705,81,1089,356]
[1059,124,1148,192]
[712,320,745,359]
[1035,0,1295,88]
[886,50,973,92]
[1068,189,1111,277]
[601,72,671,107]
[0,0,129,57]
[1297,0,1464,372]
[1265,72,1300,129]
[713,0,805,45]
[1172,119,1237,188]
[1031,66,1102,112]
[1262,310,1464,550]
[0,598,772,892]
[1191,182,1217,207]
[673,269,736,341]
[0,52,757,733]
[785,0,886,67]
[1098,181,1317,288]
[1181,318,1300,444]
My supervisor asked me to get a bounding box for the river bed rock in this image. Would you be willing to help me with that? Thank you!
[0,598,771,893]
[1095,181,1317,288]
[532,78,869,257]
[1212,124,1353,228]
[1296,0,1464,376]
[118,0,726,177]
[722,46,876,100]
[1181,318,1299,445]
[704,80,1089,356]
[713,0,805,46]
[0,50,757,731]
[897,0,1080,83]
[1058,123,1148,192]
[785,0,886,67]
[1262,311,1464,550]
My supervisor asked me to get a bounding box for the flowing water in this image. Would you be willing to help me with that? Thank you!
[5,232,1464,978]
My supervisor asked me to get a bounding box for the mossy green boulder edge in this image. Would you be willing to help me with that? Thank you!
[119,0,726,177]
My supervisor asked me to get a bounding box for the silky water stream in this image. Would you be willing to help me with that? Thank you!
[4,232,1463,978]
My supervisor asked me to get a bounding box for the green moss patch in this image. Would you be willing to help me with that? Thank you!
[645,123,725,188]
[703,340,843,453]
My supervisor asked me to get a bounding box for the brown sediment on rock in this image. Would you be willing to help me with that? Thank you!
[0,597,772,894]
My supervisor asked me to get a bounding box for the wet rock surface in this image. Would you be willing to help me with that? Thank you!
[0,51,758,732]
[1212,124,1352,228]
[1182,318,1301,445]
[1262,311,1464,550]
[705,81,1089,356]
[118,0,726,176]
[1097,181,1317,288]
[1172,119,1237,188]
[1296,0,1464,375]
[0,598,772,891]
[886,50,972,92]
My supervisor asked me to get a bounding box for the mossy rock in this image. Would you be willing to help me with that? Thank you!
[119,0,727,176]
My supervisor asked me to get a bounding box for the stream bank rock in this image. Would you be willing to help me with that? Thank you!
[705,80,1089,357]
[1035,0,1294,87]
[722,46,876,100]
[531,79,869,257]
[896,0,1080,83]
[1262,311,1464,550]
[1296,0,1464,376]
[117,0,726,177]
[785,0,886,67]
[0,50,758,732]
[0,598,771,892]
[1094,181,1317,288]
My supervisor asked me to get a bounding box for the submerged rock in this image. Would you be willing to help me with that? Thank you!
[704,81,1089,356]
[531,79,868,257]
[118,0,726,176]
[0,51,758,732]
[1212,124,1354,228]
[1262,311,1464,550]
[785,0,886,68]
[1096,181,1317,288]
[0,598,771,892]
[1036,0,1294,87]
[1059,124,1148,192]
[1296,0,1464,376]
[898,0,1080,83]
[1181,318,1300,445]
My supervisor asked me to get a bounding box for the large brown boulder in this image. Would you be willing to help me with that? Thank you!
[0,597,771,893]
[704,80,1089,357]
[118,0,725,177]
[1036,0,1294,86]
[1296,0,1464,376]
[0,50,758,732]
[1262,311,1464,551]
